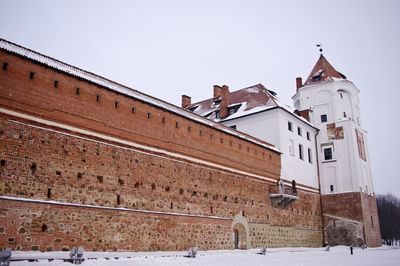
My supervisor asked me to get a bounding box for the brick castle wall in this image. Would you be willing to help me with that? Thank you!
[321,192,381,247]
[0,48,322,251]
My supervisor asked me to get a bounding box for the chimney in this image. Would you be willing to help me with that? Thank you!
[296,77,303,91]
[181,95,191,109]
[213,85,222,98]
[220,85,230,119]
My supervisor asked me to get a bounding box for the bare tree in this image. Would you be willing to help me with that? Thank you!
[377,193,400,244]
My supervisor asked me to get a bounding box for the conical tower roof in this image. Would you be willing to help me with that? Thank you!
[304,54,347,86]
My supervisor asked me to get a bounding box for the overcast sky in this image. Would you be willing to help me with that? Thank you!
[1,0,399,197]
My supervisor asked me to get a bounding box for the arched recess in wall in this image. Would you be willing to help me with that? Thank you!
[314,90,332,124]
[231,212,250,250]
[325,221,362,247]
[337,89,353,119]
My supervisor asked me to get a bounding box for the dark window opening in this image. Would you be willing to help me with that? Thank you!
[324,148,333,160]
[47,188,51,199]
[77,172,83,179]
[288,121,293,131]
[96,95,100,102]
[131,107,136,113]
[199,130,202,136]
[330,185,334,192]
[340,93,343,99]
[55,170,61,175]
[343,112,347,118]
[299,144,304,160]
[151,183,156,190]
[215,111,220,119]
[210,206,213,214]
[321,114,327,123]
[2,62,8,71]
[230,125,237,130]
[297,127,302,136]
[308,148,312,163]
[30,163,37,175]
[0,159,5,166]
[161,117,165,124]
[118,179,124,186]
[115,101,119,108]
[117,195,120,205]
[54,80,58,88]
[306,132,310,141]
[170,202,173,209]
[76,88,80,95]
[29,72,35,80]
[188,126,191,132]
[292,180,297,194]
[97,175,103,183]
[41,224,48,232]
[175,122,179,128]
[147,112,151,119]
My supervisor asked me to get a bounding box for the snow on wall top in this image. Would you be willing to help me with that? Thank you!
[0,38,278,152]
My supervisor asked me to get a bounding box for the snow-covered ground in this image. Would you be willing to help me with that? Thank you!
[11,246,400,266]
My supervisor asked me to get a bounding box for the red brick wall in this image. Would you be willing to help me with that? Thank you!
[321,192,381,247]
[0,50,279,178]
[0,49,323,251]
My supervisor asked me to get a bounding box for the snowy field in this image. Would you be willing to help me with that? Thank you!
[10,246,400,266]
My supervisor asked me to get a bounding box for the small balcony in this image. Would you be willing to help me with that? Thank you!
[269,180,298,208]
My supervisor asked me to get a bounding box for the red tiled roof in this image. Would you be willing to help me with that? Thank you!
[304,54,347,86]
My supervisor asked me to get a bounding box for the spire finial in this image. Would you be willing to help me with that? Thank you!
[316,43,323,54]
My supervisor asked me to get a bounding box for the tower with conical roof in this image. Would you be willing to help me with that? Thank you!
[292,54,381,247]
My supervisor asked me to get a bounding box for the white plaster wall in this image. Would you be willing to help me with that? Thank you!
[222,108,319,189]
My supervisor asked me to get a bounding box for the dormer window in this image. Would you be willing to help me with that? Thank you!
[215,110,220,119]
[188,105,198,112]
[312,70,323,81]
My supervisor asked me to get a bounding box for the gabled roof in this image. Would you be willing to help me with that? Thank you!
[304,54,348,86]
[186,84,316,128]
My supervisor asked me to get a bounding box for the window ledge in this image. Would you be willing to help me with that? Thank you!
[322,159,337,163]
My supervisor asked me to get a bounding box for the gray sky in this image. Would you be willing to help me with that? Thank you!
[1,0,399,197]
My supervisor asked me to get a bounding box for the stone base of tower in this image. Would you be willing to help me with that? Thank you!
[321,192,381,247]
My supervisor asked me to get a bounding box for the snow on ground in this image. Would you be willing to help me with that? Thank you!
[11,246,400,266]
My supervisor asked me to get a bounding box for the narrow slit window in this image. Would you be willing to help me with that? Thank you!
[96,95,100,102]
[76,88,80,95]
[175,122,179,128]
[30,72,35,80]
[299,144,304,160]
[147,112,151,119]
[162,117,165,124]
[54,80,58,88]
[2,62,8,71]
[47,188,51,199]
[330,185,334,192]
[117,195,121,205]
[115,101,119,108]
[131,107,136,113]
[188,126,191,132]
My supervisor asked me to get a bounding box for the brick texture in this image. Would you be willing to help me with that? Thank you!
[0,49,323,251]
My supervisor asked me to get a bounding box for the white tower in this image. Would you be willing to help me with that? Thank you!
[292,54,374,196]
[292,54,381,247]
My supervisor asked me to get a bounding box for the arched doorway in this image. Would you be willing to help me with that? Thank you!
[232,223,247,249]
